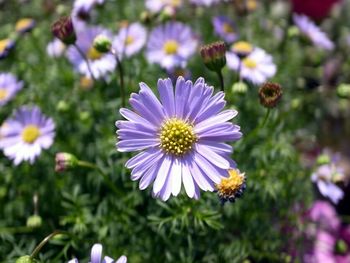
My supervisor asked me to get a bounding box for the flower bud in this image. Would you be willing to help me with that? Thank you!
[26,215,42,228]
[93,35,112,53]
[316,154,331,165]
[200,41,226,72]
[231,81,248,94]
[337,84,350,98]
[55,152,78,172]
[258,82,283,108]
[16,256,38,263]
[51,16,76,45]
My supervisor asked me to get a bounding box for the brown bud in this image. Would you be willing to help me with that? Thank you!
[51,16,76,45]
[259,82,282,108]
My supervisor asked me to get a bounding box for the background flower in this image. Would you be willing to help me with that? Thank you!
[0,106,55,165]
[0,73,23,106]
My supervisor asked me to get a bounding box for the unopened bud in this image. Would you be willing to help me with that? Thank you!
[232,81,248,94]
[258,82,282,108]
[55,152,78,172]
[337,84,350,99]
[316,154,331,166]
[16,256,38,263]
[93,35,112,53]
[51,16,76,45]
[200,41,226,72]
[26,215,42,228]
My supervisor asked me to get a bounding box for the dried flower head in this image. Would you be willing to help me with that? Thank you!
[258,82,282,108]
[216,169,246,204]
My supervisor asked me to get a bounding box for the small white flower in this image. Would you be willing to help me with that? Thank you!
[46,38,66,58]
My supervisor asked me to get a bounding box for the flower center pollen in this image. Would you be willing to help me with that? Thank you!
[125,35,134,46]
[242,57,257,69]
[22,125,41,144]
[223,23,234,33]
[0,39,10,53]
[87,46,103,60]
[15,18,34,32]
[163,40,179,55]
[160,118,197,156]
[0,89,8,100]
[232,41,253,54]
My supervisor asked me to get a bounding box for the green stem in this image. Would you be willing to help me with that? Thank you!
[216,70,225,92]
[243,108,271,143]
[112,49,126,107]
[78,161,123,197]
[30,230,63,259]
[73,44,96,81]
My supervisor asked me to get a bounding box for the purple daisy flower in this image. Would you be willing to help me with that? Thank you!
[68,243,127,263]
[73,0,105,19]
[116,76,242,201]
[0,73,23,106]
[190,0,220,6]
[112,22,147,59]
[67,25,116,79]
[293,14,334,51]
[146,22,198,70]
[0,106,55,165]
[311,163,345,204]
[212,16,238,44]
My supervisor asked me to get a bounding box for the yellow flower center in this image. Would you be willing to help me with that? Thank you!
[216,169,245,198]
[163,40,179,55]
[247,0,257,11]
[22,125,41,144]
[170,0,181,7]
[223,23,234,33]
[0,89,8,100]
[87,46,103,60]
[15,18,34,32]
[242,57,257,69]
[0,39,10,53]
[80,76,94,90]
[160,118,197,156]
[125,35,134,46]
[232,41,253,54]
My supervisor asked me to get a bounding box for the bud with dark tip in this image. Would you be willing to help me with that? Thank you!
[93,35,112,53]
[51,16,76,45]
[200,41,226,72]
[259,82,283,108]
[55,152,78,172]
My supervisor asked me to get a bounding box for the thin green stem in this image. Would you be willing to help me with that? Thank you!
[216,70,225,92]
[111,49,126,107]
[78,160,123,197]
[30,230,63,259]
[243,108,271,143]
[73,44,96,81]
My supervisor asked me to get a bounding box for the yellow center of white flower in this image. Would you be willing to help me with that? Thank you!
[242,57,257,69]
[163,40,179,55]
[223,23,234,33]
[216,169,245,197]
[87,46,103,60]
[125,35,134,46]
[247,0,258,11]
[0,39,10,53]
[160,118,197,156]
[0,89,8,100]
[232,41,253,54]
[170,0,181,7]
[15,18,34,32]
[80,76,94,90]
[22,125,41,144]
